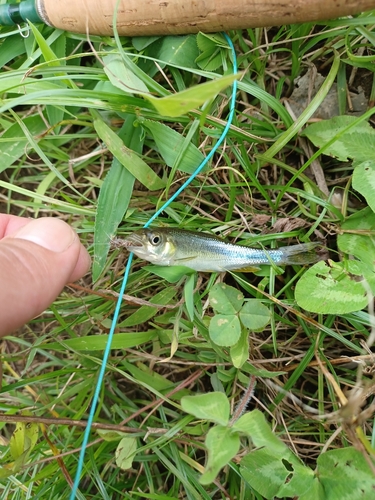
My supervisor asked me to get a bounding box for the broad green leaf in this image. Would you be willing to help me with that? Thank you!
[239,300,271,330]
[119,287,177,327]
[144,264,194,282]
[230,329,249,368]
[295,260,375,314]
[352,160,375,213]
[93,116,141,280]
[132,36,160,51]
[10,414,39,462]
[181,392,230,425]
[45,331,158,351]
[103,54,149,94]
[317,447,375,499]
[140,119,205,174]
[200,425,240,485]
[0,468,13,479]
[298,479,324,500]
[143,72,241,117]
[104,49,169,97]
[0,34,25,68]
[156,35,199,68]
[115,437,137,470]
[241,448,314,499]
[209,283,244,314]
[209,314,241,347]
[338,207,375,267]
[276,459,316,498]
[303,115,375,162]
[94,118,165,190]
[233,410,288,455]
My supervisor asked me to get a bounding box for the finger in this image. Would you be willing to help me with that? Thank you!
[0,218,91,335]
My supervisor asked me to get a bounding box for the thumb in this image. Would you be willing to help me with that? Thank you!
[0,218,91,336]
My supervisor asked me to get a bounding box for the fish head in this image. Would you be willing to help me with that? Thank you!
[123,229,176,265]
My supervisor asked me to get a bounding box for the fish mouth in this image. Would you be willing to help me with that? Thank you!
[111,235,143,249]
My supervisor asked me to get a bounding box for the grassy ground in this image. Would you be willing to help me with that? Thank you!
[1,9,375,500]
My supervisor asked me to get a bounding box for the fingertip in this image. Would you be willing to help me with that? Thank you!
[67,242,92,282]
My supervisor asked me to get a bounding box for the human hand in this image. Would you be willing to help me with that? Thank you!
[0,215,91,336]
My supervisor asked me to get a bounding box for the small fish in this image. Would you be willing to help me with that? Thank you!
[117,227,325,273]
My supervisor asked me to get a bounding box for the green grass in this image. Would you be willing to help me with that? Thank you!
[1,8,375,500]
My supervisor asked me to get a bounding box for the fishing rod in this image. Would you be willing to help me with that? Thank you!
[0,0,375,36]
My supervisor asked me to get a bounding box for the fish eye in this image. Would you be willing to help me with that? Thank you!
[150,234,161,246]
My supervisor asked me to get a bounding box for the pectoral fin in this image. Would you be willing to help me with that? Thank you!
[173,255,198,264]
[232,265,261,273]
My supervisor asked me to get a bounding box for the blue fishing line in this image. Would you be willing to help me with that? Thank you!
[69,32,237,499]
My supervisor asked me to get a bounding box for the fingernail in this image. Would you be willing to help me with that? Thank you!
[12,218,77,252]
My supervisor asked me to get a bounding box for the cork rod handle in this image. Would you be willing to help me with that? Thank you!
[37,0,375,36]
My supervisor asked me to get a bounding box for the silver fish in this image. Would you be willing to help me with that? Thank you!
[118,227,325,272]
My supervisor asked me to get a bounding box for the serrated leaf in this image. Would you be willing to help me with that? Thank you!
[115,437,137,470]
[195,49,224,72]
[103,54,149,94]
[303,115,375,162]
[181,392,230,425]
[94,118,165,191]
[338,207,375,267]
[200,425,240,485]
[140,119,205,174]
[195,33,227,71]
[209,314,241,347]
[352,160,375,213]
[209,283,244,314]
[239,300,271,330]
[295,260,375,314]
[143,72,241,117]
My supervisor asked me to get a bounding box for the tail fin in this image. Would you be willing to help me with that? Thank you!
[278,242,327,265]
